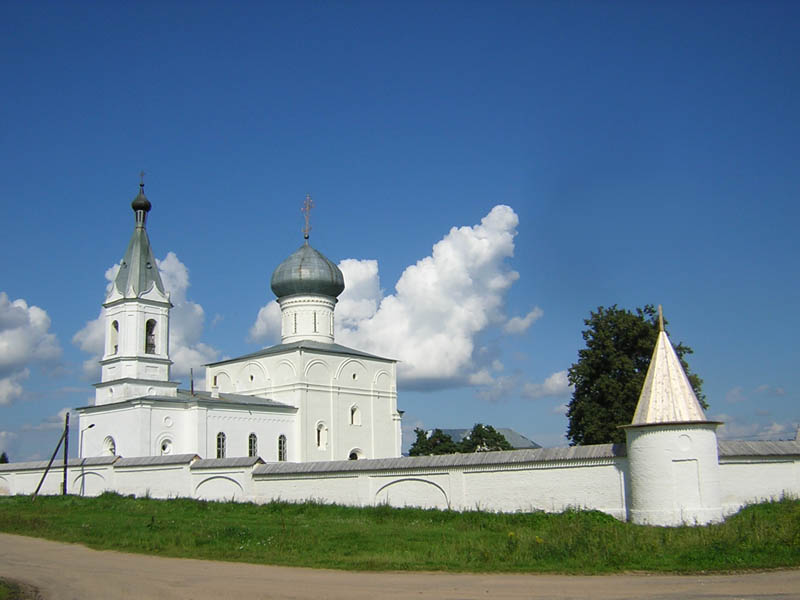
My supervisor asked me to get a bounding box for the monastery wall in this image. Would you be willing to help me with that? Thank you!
[3,442,798,523]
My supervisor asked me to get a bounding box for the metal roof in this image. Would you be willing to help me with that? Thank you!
[115,454,199,467]
[191,457,264,469]
[0,456,118,472]
[436,428,541,449]
[208,339,393,366]
[718,440,800,457]
[112,191,166,299]
[271,241,345,299]
[631,329,707,425]
[253,444,626,476]
[76,390,295,413]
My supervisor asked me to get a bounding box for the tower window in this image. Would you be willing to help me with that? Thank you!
[248,433,258,458]
[316,423,328,450]
[313,311,317,332]
[111,321,119,355]
[145,319,156,354]
[293,313,297,333]
[216,432,226,458]
[278,435,287,461]
[350,405,361,426]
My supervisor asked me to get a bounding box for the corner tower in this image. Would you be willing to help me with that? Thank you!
[94,179,178,405]
[623,306,722,526]
[270,195,345,343]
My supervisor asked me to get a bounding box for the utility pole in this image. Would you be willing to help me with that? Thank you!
[62,412,69,495]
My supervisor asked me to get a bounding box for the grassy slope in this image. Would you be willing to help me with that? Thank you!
[0,494,798,574]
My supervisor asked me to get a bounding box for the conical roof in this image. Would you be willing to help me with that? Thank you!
[113,184,166,298]
[631,317,706,425]
[270,241,345,299]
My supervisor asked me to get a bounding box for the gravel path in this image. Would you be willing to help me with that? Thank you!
[1,533,797,600]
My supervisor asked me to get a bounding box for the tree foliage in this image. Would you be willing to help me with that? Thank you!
[0,452,8,464]
[409,424,513,456]
[459,424,514,452]
[566,304,705,446]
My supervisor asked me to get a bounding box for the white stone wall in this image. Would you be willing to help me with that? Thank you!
[206,349,400,462]
[3,447,797,525]
[719,457,800,515]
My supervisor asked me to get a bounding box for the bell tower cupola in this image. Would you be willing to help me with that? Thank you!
[94,176,178,405]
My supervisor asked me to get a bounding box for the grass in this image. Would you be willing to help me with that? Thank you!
[1,494,799,574]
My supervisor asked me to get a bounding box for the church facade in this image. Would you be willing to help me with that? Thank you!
[77,186,402,464]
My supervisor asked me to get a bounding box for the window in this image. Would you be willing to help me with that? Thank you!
[313,311,317,332]
[350,405,361,426]
[293,313,297,333]
[349,448,363,460]
[103,436,116,456]
[145,319,156,354]
[248,433,258,458]
[316,423,327,449]
[216,432,226,458]
[110,321,119,354]
[278,435,287,461]
[160,439,172,455]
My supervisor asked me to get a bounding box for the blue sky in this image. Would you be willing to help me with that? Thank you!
[1,1,798,461]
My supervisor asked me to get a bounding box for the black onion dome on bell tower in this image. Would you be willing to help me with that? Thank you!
[270,241,345,299]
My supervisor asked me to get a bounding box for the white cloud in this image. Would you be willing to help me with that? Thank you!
[711,412,798,441]
[249,301,281,343]
[0,292,61,405]
[503,307,543,334]
[73,252,219,381]
[522,370,572,400]
[725,386,747,404]
[21,407,71,432]
[250,205,523,391]
[337,205,520,388]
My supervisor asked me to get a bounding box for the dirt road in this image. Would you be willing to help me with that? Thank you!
[1,533,797,600]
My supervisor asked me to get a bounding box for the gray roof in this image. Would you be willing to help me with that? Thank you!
[254,444,626,476]
[718,440,800,457]
[77,389,295,412]
[191,457,264,469]
[113,190,166,299]
[208,339,394,366]
[0,456,118,472]
[115,454,199,467]
[436,428,541,449]
[271,241,345,299]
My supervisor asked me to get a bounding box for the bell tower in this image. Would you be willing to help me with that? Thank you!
[94,178,178,405]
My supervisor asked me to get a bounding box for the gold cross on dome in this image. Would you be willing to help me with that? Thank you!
[302,193,313,239]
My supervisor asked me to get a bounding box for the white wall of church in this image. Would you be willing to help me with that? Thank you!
[205,350,400,462]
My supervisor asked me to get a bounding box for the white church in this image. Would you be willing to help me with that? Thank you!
[79,185,402,464]
[1,183,799,527]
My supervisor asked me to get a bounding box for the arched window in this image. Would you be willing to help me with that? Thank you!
[110,320,119,355]
[103,436,116,456]
[316,423,327,450]
[145,319,156,354]
[349,448,363,460]
[160,439,172,455]
[278,435,287,461]
[216,432,226,458]
[350,405,361,426]
[248,433,258,458]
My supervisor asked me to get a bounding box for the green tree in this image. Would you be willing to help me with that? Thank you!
[0,452,8,464]
[459,424,513,452]
[566,304,705,446]
[408,428,459,456]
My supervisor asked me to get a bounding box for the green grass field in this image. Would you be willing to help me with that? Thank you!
[1,494,798,574]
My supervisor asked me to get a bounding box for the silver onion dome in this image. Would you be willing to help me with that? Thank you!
[270,241,345,299]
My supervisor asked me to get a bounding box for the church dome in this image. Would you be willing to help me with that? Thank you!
[131,185,151,212]
[270,241,345,299]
